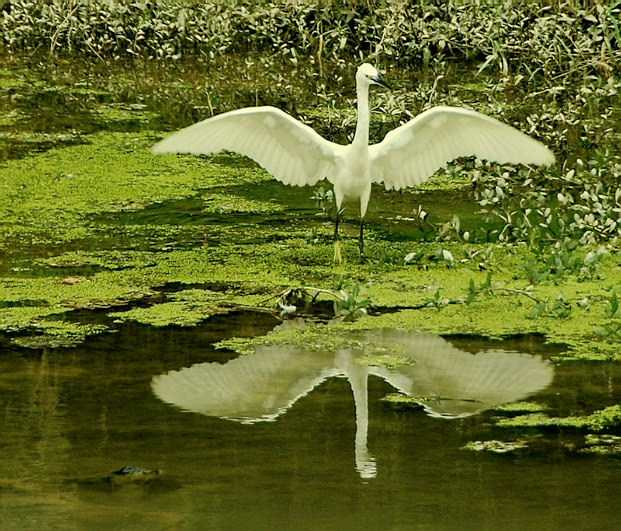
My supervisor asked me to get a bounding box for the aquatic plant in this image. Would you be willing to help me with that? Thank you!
[527,292,572,320]
[275,282,371,321]
[462,271,493,305]
[336,283,371,321]
[594,289,621,340]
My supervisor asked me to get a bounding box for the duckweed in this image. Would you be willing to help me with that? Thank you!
[497,404,621,431]
[110,301,220,328]
[494,402,549,413]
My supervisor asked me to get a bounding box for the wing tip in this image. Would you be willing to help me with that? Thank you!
[542,149,556,166]
[151,137,178,155]
[151,143,166,155]
[534,146,555,167]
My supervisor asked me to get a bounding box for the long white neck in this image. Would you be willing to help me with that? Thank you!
[352,81,370,147]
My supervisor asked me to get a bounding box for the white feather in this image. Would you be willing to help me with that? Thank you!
[370,105,555,190]
[153,106,344,187]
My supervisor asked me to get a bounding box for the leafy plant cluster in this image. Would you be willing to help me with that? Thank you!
[1,0,619,82]
[276,279,370,322]
[473,153,621,248]
[595,290,621,339]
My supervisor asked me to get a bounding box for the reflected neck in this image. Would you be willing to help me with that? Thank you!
[349,366,376,479]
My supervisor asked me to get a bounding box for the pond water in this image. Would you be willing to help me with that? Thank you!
[0,318,619,530]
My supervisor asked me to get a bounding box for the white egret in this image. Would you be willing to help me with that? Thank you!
[152,64,555,261]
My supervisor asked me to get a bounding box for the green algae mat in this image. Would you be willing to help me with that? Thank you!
[0,128,619,361]
[0,56,619,365]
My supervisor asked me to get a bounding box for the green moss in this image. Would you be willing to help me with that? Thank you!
[0,306,108,348]
[201,192,284,214]
[108,287,236,327]
[0,86,619,363]
[497,404,621,431]
[0,272,155,310]
[110,301,220,327]
[0,306,70,333]
[0,132,272,250]
[494,401,549,413]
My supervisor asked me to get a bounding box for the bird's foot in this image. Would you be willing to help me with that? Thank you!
[333,240,343,264]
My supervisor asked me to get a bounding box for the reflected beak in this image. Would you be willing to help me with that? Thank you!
[372,75,391,90]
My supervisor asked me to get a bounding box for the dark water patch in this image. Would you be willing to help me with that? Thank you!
[0,135,87,162]
[3,263,107,279]
[153,281,274,299]
[95,196,214,227]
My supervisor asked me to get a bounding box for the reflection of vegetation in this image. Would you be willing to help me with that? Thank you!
[463,439,529,454]
[581,434,621,456]
[463,404,621,455]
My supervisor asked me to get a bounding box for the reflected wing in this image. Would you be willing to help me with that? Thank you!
[363,331,554,418]
[370,106,555,191]
[152,346,338,423]
[153,106,344,186]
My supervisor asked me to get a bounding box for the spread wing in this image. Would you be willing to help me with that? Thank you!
[153,106,344,186]
[370,105,555,191]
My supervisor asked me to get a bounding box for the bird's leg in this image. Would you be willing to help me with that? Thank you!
[333,208,343,264]
[358,219,365,258]
[334,209,340,241]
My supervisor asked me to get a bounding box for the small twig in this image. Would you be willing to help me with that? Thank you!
[491,287,540,303]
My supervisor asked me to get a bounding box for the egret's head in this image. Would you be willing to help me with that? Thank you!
[357,63,390,89]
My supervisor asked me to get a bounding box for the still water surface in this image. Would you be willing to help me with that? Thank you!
[0,315,619,530]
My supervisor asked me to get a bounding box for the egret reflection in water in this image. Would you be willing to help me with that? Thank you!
[152,331,554,479]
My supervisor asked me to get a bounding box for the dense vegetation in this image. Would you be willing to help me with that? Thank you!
[1,1,620,79]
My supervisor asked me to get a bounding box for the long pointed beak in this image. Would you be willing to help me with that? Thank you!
[372,75,391,90]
